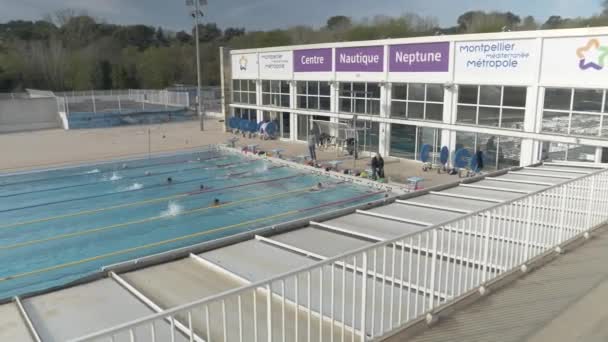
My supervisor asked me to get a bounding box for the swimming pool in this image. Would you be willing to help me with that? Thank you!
[0,148,386,300]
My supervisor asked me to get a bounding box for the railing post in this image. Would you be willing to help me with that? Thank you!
[557,185,568,244]
[428,230,438,309]
[585,176,596,229]
[523,197,533,262]
[360,252,368,342]
[266,284,273,342]
[481,210,492,283]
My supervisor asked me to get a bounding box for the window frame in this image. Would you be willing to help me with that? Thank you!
[390,83,444,121]
[541,87,608,138]
[338,82,381,115]
[232,79,257,105]
[456,85,527,130]
[296,81,331,111]
[261,80,290,108]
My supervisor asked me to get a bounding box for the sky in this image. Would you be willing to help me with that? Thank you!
[0,0,604,31]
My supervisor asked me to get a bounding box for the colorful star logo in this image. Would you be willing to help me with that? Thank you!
[239,56,248,71]
[577,39,606,70]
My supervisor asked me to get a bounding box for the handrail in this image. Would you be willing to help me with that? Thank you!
[71,164,608,341]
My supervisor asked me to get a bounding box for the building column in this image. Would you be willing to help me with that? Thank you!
[379,83,390,157]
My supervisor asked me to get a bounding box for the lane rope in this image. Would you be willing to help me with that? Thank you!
[0,190,383,283]
[0,152,222,188]
[0,173,301,230]
[0,185,319,251]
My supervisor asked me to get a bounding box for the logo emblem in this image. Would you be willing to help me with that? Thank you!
[576,39,608,70]
[239,56,248,71]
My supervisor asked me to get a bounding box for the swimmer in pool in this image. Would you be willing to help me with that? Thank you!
[213,198,220,206]
[310,182,323,192]
[167,177,173,184]
[200,184,205,190]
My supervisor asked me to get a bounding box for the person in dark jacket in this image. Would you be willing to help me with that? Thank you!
[371,154,385,180]
[307,133,318,161]
[476,150,484,172]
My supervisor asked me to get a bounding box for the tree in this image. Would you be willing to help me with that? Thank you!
[193,23,222,43]
[112,25,156,50]
[155,27,167,46]
[175,31,192,43]
[223,27,245,41]
[327,16,352,30]
[542,15,566,29]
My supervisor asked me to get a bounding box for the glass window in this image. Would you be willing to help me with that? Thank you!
[426,104,443,121]
[408,83,425,101]
[503,87,527,107]
[390,124,417,159]
[457,85,526,130]
[458,85,478,104]
[573,89,603,112]
[426,84,444,102]
[455,132,476,152]
[497,136,521,169]
[297,82,307,95]
[297,115,309,141]
[542,87,608,137]
[261,80,289,107]
[353,83,365,94]
[320,97,330,111]
[307,82,318,95]
[501,108,525,130]
[393,84,407,100]
[456,105,477,125]
[391,101,407,118]
[544,88,571,111]
[478,134,498,170]
[319,82,331,96]
[390,83,443,121]
[339,82,381,115]
[477,107,500,127]
[408,102,424,119]
[479,86,501,106]
[566,145,597,162]
[570,113,601,136]
[542,111,570,134]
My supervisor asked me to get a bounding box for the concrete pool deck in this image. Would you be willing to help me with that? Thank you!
[0,119,457,189]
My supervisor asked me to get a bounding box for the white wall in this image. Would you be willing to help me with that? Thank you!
[0,98,61,133]
[229,27,608,165]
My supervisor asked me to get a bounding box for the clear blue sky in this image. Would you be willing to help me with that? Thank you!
[0,0,604,31]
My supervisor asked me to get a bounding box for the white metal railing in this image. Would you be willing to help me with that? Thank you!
[70,166,608,342]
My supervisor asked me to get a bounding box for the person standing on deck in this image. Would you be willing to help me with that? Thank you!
[307,132,318,161]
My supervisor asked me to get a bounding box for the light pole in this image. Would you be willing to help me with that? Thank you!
[186,0,206,131]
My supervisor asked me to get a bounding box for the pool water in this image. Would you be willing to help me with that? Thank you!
[0,148,385,300]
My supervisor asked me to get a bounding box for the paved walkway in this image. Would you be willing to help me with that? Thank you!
[407,225,608,342]
[0,119,456,188]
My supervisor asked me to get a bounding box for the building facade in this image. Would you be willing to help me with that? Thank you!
[227,27,608,169]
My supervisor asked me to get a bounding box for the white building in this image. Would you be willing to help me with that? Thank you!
[227,27,608,169]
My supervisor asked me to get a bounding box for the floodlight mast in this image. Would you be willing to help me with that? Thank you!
[187,0,207,130]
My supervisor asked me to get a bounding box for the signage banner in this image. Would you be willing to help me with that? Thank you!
[260,51,292,77]
[541,36,608,87]
[293,48,332,72]
[455,39,537,83]
[389,42,450,72]
[335,46,384,72]
[231,53,258,79]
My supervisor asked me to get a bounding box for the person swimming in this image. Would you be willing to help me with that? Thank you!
[167,177,173,184]
[145,171,151,176]
[200,184,205,190]
[213,198,220,206]
[310,182,323,192]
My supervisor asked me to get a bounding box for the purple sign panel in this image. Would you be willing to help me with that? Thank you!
[294,48,332,72]
[335,46,384,72]
[389,42,450,72]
